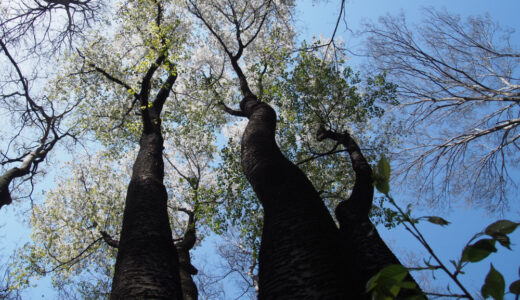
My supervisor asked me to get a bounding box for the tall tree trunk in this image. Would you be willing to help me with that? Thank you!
[177,244,197,300]
[317,127,421,298]
[197,3,361,290]
[176,209,198,300]
[110,131,182,299]
[232,96,353,299]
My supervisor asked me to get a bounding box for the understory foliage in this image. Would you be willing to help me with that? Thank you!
[370,157,520,300]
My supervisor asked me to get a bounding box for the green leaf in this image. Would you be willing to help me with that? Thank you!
[375,179,390,195]
[425,216,450,226]
[366,272,380,292]
[377,155,391,181]
[374,155,391,194]
[485,220,519,236]
[509,280,520,295]
[367,264,409,298]
[491,233,511,250]
[461,239,497,262]
[481,264,505,300]
[399,281,417,290]
[370,291,393,300]
[379,264,408,282]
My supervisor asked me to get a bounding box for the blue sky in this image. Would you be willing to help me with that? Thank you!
[296,0,520,298]
[2,0,520,299]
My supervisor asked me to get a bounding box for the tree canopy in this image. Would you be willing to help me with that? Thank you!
[1,0,519,299]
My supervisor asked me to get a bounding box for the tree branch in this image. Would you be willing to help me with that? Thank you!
[100,231,119,248]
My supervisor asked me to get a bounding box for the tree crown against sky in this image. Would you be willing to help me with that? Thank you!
[1,0,519,299]
[3,0,399,297]
[363,8,520,210]
[0,0,109,211]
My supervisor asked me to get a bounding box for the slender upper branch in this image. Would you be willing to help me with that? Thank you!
[153,70,177,113]
[219,101,247,117]
[317,126,373,216]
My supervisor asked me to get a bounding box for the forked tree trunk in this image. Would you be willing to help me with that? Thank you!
[110,131,182,299]
[87,5,181,295]
[235,96,355,299]
[318,128,421,298]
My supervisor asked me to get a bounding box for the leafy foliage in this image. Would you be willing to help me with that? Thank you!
[9,152,126,295]
[369,156,520,299]
[208,45,399,258]
[366,264,419,300]
[482,264,505,300]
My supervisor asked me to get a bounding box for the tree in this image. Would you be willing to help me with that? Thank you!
[317,127,420,298]
[188,0,414,298]
[5,0,420,298]
[10,118,220,297]
[205,42,402,297]
[0,0,103,210]
[1,0,104,49]
[364,8,520,209]
[67,0,186,297]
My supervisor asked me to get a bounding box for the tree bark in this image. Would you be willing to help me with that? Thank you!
[236,96,353,299]
[0,169,18,209]
[110,131,182,299]
[175,209,198,300]
[0,151,40,209]
[317,127,421,298]
[195,4,361,292]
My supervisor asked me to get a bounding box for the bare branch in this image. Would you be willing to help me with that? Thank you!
[364,9,520,207]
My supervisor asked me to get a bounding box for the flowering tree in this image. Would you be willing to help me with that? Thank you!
[6,0,404,298]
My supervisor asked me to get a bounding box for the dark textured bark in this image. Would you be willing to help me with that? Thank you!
[0,169,18,209]
[317,127,421,298]
[0,147,59,210]
[176,209,198,300]
[191,3,362,295]
[101,219,196,300]
[100,230,120,248]
[105,75,183,298]
[100,11,182,294]
[110,131,182,299]
[236,97,353,299]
